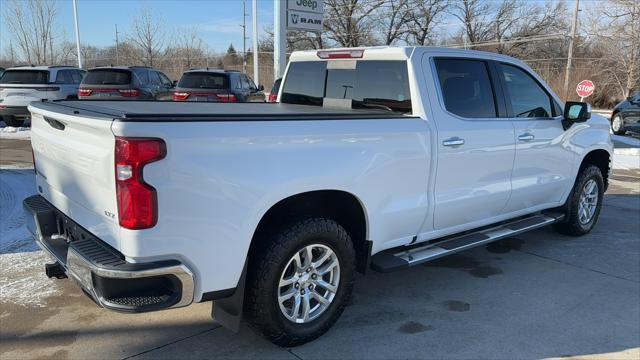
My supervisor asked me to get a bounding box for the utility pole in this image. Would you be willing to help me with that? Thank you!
[563,0,580,101]
[72,0,82,68]
[241,0,248,73]
[115,24,120,65]
[274,0,287,79]
[252,0,259,86]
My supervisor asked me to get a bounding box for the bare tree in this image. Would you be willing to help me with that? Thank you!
[3,0,58,64]
[587,0,640,97]
[406,0,448,45]
[375,0,412,45]
[168,27,207,70]
[128,4,165,66]
[323,0,385,47]
[450,0,493,44]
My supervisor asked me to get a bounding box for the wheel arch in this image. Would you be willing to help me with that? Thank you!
[579,148,611,190]
[248,190,371,274]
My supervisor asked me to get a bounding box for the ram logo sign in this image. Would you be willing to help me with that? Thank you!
[287,10,323,31]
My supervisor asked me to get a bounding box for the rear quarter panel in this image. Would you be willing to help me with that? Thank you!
[111,118,431,298]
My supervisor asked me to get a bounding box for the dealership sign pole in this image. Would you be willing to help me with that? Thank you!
[274,0,324,79]
[576,80,595,102]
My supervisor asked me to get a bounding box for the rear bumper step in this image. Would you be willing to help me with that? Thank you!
[23,195,194,313]
[371,213,564,273]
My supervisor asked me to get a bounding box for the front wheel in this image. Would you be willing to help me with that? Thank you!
[611,114,626,135]
[553,165,604,236]
[245,218,355,347]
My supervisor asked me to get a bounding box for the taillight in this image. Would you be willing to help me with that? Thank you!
[78,88,93,96]
[172,92,190,101]
[215,93,237,102]
[118,89,140,97]
[268,93,278,102]
[115,137,166,230]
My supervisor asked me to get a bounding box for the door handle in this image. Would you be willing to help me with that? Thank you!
[518,133,535,141]
[443,137,465,147]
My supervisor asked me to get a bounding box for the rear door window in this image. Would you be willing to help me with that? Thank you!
[148,71,162,86]
[178,72,229,89]
[497,63,554,118]
[135,69,150,86]
[83,69,132,85]
[0,70,49,84]
[158,72,173,87]
[71,70,85,84]
[434,59,497,118]
[54,70,71,84]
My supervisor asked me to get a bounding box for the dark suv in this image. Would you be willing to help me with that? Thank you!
[611,91,640,135]
[78,66,174,100]
[172,69,264,102]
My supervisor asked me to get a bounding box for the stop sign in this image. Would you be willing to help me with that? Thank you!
[576,80,595,98]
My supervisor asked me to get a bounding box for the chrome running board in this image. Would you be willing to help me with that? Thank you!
[370,212,564,273]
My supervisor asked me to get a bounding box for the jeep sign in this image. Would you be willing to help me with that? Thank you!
[288,0,324,14]
[287,9,323,31]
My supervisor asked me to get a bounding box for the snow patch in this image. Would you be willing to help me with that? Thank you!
[613,153,640,171]
[0,251,62,307]
[0,168,60,307]
[0,169,38,254]
[0,126,31,140]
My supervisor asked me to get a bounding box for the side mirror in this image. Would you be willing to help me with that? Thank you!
[258,84,264,91]
[564,101,591,122]
[172,80,178,87]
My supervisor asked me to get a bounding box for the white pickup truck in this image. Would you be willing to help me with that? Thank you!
[25,47,612,346]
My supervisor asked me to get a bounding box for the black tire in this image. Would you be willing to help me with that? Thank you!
[611,113,626,135]
[553,165,604,236]
[2,116,24,127]
[245,218,356,347]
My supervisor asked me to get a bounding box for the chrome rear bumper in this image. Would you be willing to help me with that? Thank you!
[23,195,194,312]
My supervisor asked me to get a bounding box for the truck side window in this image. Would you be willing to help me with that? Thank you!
[434,59,497,118]
[498,63,553,118]
[281,61,327,106]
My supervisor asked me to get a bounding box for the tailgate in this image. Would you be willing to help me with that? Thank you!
[29,104,119,228]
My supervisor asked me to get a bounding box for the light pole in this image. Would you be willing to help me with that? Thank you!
[72,0,82,68]
[252,0,259,85]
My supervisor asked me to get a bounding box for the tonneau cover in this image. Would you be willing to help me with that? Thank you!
[29,100,402,122]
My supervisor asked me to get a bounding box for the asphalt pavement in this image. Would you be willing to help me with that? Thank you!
[1,137,638,360]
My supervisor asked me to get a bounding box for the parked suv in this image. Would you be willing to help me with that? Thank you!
[0,65,84,127]
[611,91,640,135]
[172,69,265,102]
[78,66,174,101]
[267,78,282,102]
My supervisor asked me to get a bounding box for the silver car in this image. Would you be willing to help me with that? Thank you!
[0,65,85,127]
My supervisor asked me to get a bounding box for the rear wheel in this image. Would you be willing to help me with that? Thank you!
[245,218,355,347]
[2,116,24,127]
[611,114,626,135]
[553,165,604,236]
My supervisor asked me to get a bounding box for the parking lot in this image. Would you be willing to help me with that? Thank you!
[1,130,639,360]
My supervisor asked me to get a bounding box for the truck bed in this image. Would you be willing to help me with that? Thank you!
[29,100,403,122]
